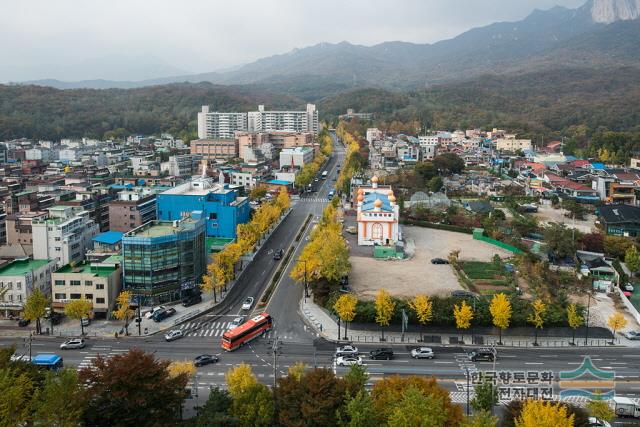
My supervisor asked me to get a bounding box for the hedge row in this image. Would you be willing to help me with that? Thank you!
[400,219,473,234]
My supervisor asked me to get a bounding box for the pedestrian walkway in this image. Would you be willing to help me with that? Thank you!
[300,295,627,348]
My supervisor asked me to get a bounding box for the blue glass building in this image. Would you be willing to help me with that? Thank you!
[156,177,250,238]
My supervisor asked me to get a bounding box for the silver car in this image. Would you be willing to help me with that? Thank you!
[623,330,640,340]
[242,297,254,311]
[335,345,359,357]
[228,317,244,330]
[60,338,86,350]
[164,330,184,342]
[411,347,435,359]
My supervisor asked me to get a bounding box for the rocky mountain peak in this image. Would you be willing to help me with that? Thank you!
[589,0,640,23]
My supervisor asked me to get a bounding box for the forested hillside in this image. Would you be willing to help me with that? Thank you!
[0,83,302,141]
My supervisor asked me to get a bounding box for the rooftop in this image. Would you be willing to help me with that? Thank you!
[0,259,52,277]
[55,261,118,277]
[161,177,230,196]
[93,231,124,245]
[125,215,204,238]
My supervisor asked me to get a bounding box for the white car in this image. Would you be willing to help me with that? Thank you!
[60,338,85,350]
[411,347,435,359]
[164,330,184,342]
[242,297,254,311]
[228,317,244,330]
[623,283,634,292]
[145,306,166,319]
[336,356,363,366]
[623,330,640,340]
[335,345,359,356]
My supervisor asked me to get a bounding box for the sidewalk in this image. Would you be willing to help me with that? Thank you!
[301,296,637,348]
[24,208,294,339]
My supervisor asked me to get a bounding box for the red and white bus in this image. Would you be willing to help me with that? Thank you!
[221,312,273,351]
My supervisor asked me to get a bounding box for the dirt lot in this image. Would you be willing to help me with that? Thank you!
[533,204,597,234]
[349,226,513,300]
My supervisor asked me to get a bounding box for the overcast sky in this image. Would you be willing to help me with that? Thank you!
[0,0,586,82]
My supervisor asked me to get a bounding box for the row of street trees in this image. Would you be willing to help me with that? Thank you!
[290,202,350,300]
[201,189,290,301]
[333,289,628,344]
[293,127,333,191]
[335,125,364,194]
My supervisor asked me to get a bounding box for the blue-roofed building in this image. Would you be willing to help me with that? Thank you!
[156,176,250,239]
[355,176,400,246]
[92,231,124,254]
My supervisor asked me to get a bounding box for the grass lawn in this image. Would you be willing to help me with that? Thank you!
[461,261,505,280]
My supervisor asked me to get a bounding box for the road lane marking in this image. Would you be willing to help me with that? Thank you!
[434,361,454,364]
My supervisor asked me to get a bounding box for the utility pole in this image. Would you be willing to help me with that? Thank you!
[27,332,33,360]
[465,367,470,417]
[584,291,592,346]
[271,336,281,388]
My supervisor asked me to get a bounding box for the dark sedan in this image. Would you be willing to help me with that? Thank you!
[194,354,219,367]
[431,258,449,265]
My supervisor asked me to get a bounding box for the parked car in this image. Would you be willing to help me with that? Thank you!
[346,226,357,234]
[335,345,359,357]
[164,330,184,342]
[145,306,166,319]
[194,354,219,367]
[48,312,64,325]
[587,417,612,427]
[60,338,85,350]
[431,258,449,265]
[182,294,202,307]
[153,308,176,322]
[451,290,476,298]
[17,318,30,327]
[242,297,254,311]
[624,283,635,292]
[369,348,394,360]
[336,356,363,366]
[623,330,640,340]
[411,347,435,359]
[273,249,284,260]
[228,316,244,330]
[467,348,496,362]
[340,275,349,287]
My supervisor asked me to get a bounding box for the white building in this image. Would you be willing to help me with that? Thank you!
[25,148,53,161]
[197,106,249,139]
[418,136,439,160]
[0,259,56,317]
[161,154,203,177]
[198,104,319,139]
[355,176,401,246]
[230,171,258,190]
[32,206,99,268]
[279,147,314,168]
[366,128,383,144]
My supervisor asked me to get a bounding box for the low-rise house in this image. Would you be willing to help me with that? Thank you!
[0,258,56,317]
[599,204,640,237]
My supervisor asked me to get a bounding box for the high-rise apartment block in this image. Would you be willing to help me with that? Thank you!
[197,104,319,139]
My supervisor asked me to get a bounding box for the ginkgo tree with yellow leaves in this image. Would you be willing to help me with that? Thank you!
[607,311,627,343]
[409,294,433,342]
[375,288,395,341]
[528,299,547,346]
[113,290,134,336]
[453,300,474,343]
[489,293,512,345]
[334,293,358,340]
[515,399,575,427]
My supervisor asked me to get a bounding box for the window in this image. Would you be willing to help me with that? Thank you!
[96,298,105,304]
[209,212,217,220]
[7,283,12,290]
[16,283,21,290]
[85,294,93,300]
[18,295,22,302]
[54,293,66,300]
[54,280,65,286]
[70,280,81,286]
[85,280,93,286]
[96,284,104,290]
[70,293,81,299]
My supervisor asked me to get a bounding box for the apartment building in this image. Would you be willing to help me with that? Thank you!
[51,259,121,317]
[419,136,440,160]
[161,154,203,177]
[108,189,157,232]
[32,206,99,268]
[6,211,48,245]
[496,138,532,152]
[190,139,238,160]
[197,105,319,139]
[366,128,383,144]
[197,107,248,139]
[230,171,258,190]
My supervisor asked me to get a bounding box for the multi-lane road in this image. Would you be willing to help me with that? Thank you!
[2,134,640,415]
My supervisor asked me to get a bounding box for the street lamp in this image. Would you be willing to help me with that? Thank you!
[465,367,470,417]
[584,290,592,346]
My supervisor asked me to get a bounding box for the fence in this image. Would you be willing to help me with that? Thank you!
[472,228,524,254]
[616,286,640,324]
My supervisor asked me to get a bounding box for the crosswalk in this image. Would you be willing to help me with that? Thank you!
[178,320,276,338]
[77,345,129,370]
[298,198,330,203]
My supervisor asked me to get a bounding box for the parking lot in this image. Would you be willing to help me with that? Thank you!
[349,226,512,300]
